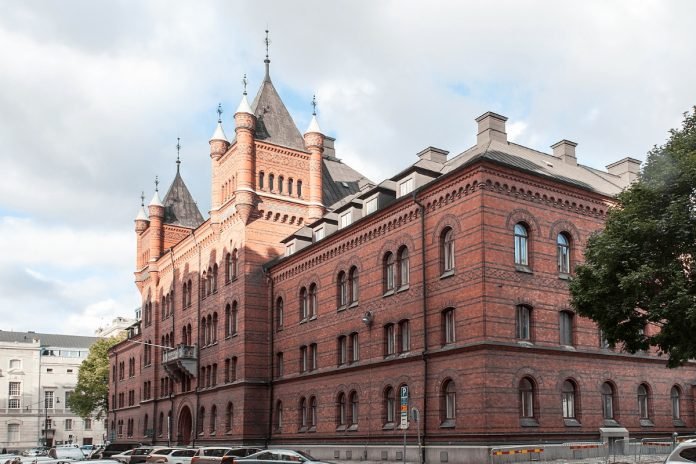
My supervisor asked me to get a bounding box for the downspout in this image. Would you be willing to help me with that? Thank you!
[264,269,275,448]
[412,192,427,464]
[169,247,176,447]
[191,230,201,447]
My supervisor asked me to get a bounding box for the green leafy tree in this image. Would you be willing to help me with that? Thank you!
[570,108,696,367]
[67,334,125,418]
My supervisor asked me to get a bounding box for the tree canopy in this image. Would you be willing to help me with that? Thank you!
[67,334,125,418]
[570,108,696,367]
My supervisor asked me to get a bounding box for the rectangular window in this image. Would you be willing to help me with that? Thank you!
[340,212,352,228]
[350,333,360,363]
[300,346,308,373]
[365,198,378,214]
[338,336,347,366]
[399,321,410,353]
[8,399,20,409]
[310,343,318,371]
[65,419,73,430]
[399,177,415,196]
[44,391,54,409]
[443,310,455,345]
[314,227,325,242]
[8,382,21,396]
[516,306,531,340]
[276,352,284,377]
[384,325,395,356]
[560,312,574,346]
[286,242,296,256]
[7,423,19,442]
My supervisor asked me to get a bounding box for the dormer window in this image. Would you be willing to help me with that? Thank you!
[286,242,296,256]
[365,198,378,215]
[314,227,325,242]
[340,212,352,229]
[399,177,415,197]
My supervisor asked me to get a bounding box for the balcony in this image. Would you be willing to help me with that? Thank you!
[162,345,198,378]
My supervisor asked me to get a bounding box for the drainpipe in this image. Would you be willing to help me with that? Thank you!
[265,269,275,448]
[412,192,427,464]
[191,230,201,447]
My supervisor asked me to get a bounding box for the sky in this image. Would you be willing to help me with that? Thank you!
[1,0,695,335]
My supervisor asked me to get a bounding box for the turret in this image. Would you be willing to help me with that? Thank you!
[148,178,164,263]
[304,96,325,221]
[234,87,257,225]
[210,104,230,215]
[134,192,149,269]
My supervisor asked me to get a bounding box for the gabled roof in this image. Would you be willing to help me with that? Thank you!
[162,170,205,229]
[250,71,306,151]
[0,330,99,348]
[322,156,372,208]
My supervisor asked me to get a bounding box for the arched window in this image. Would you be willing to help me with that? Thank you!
[206,315,212,345]
[226,402,233,432]
[276,297,284,330]
[442,379,456,424]
[201,318,207,346]
[297,180,303,198]
[210,405,217,433]
[397,246,409,287]
[561,380,576,419]
[212,312,218,343]
[516,305,531,341]
[559,311,574,346]
[299,397,307,429]
[288,178,294,196]
[275,400,283,430]
[278,176,284,194]
[143,414,149,436]
[259,171,265,190]
[349,266,359,304]
[182,284,188,308]
[519,377,535,418]
[158,412,164,436]
[160,296,165,320]
[212,264,218,293]
[269,174,275,191]
[224,304,231,337]
[349,391,359,425]
[441,227,455,273]
[337,271,347,308]
[231,249,239,280]
[197,407,205,435]
[384,252,395,292]
[225,253,232,283]
[514,223,529,266]
[308,283,317,318]
[230,302,238,335]
[187,280,192,307]
[442,308,455,345]
[337,392,346,427]
[384,386,395,424]
[230,356,237,382]
[398,319,410,353]
[384,323,395,356]
[186,324,192,345]
[557,233,570,274]
[671,386,681,420]
[601,382,615,419]
[300,287,308,321]
[638,384,650,420]
[309,396,317,429]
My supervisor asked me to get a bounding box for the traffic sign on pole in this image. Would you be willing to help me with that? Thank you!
[400,386,409,429]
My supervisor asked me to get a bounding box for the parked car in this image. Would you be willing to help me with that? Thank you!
[21,449,48,457]
[218,449,262,464]
[110,449,136,464]
[664,441,696,463]
[190,448,230,464]
[80,445,95,457]
[129,447,169,464]
[235,450,334,464]
[48,446,85,461]
[100,444,141,460]
[145,449,196,464]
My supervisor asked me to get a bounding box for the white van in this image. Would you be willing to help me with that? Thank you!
[48,447,84,461]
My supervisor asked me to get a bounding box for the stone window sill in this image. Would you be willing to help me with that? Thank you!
[349,301,359,309]
[515,265,533,274]
[564,418,581,427]
[440,269,455,279]
[382,423,395,431]
[520,417,539,427]
[640,419,654,427]
[440,419,455,429]
[383,289,395,298]
[558,273,571,280]
[397,284,410,293]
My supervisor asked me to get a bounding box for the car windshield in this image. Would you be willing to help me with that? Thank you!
[153,450,173,455]
[294,451,316,461]
[134,449,153,455]
[203,449,228,457]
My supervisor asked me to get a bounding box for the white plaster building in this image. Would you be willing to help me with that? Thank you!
[0,331,106,451]
[95,317,137,338]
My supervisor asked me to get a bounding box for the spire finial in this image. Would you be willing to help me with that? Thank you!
[176,138,181,172]
[155,176,159,192]
[242,74,248,96]
[263,29,271,81]
[311,94,317,116]
[217,103,223,123]
[264,29,270,61]
[140,191,145,207]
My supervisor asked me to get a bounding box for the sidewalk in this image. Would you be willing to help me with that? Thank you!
[330,455,670,464]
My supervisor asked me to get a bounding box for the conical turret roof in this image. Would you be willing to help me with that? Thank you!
[162,171,205,229]
[249,71,305,151]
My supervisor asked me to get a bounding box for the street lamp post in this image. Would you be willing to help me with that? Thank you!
[43,398,60,447]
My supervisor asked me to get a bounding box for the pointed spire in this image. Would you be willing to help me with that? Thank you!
[263,29,271,82]
[210,104,229,142]
[149,176,163,207]
[236,74,253,115]
[306,95,323,134]
[135,191,149,221]
[176,137,181,173]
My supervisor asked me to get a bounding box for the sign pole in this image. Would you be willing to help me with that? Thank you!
[400,386,409,464]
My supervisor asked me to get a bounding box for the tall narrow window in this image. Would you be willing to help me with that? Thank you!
[337,393,346,427]
[210,405,217,433]
[297,180,303,198]
[349,391,359,425]
[338,336,347,366]
[300,287,308,321]
[269,174,275,191]
[516,305,531,341]
[350,332,359,363]
[442,379,456,424]
[309,396,317,429]
[561,380,576,419]
[601,382,615,420]
[671,386,681,420]
[308,284,317,318]
[560,311,574,346]
[557,233,570,274]
[398,320,410,353]
[384,252,395,292]
[230,302,238,335]
[442,308,455,345]
[638,384,650,420]
[441,228,455,273]
[300,346,308,373]
[299,397,307,429]
[231,249,239,280]
[197,407,205,435]
[276,297,284,330]
[384,323,395,356]
[514,223,529,266]
[519,378,534,418]
[288,178,294,196]
[212,264,218,293]
[226,403,233,431]
[275,401,283,430]
[276,352,284,377]
[337,271,347,308]
[226,253,232,283]
[384,387,395,424]
[224,304,231,337]
[278,176,284,194]
[349,266,359,304]
[310,343,318,371]
[259,172,265,190]
[398,246,409,287]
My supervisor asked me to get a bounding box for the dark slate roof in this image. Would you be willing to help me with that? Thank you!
[0,330,99,348]
[322,156,372,209]
[250,70,306,151]
[162,169,205,228]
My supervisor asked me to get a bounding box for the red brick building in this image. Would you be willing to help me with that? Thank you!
[109,56,696,462]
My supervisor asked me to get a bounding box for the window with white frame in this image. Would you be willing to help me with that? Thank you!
[399,177,415,196]
[9,359,20,370]
[45,390,55,409]
[7,423,19,442]
[286,242,295,256]
[340,211,352,228]
[314,227,325,242]
[365,197,378,214]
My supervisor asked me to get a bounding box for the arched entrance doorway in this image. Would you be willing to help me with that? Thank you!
[177,406,193,446]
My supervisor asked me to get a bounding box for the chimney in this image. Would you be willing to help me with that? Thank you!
[475,112,508,145]
[551,140,578,166]
[416,146,449,164]
[606,157,641,187]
